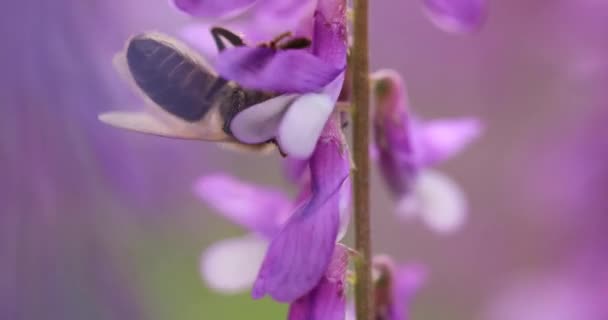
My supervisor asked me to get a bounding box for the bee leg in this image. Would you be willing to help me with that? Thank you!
[271,139,288,157]
[268,31,292,49]
[210,27,245,52]
[277,37,312,50]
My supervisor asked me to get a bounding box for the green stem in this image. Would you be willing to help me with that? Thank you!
[351,0,373,319]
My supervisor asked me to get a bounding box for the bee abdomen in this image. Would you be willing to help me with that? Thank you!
[219,87,275,135]
[126,35,224,122]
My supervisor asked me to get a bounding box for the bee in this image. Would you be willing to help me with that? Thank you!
[99,27,312,151]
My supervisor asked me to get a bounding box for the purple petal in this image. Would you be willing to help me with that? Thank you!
[396,169,467,234]
[171,0,257,18]
[283,157,309,183]
[201,235,268,293]
[252,116,350,302]
[395,264,427,302]
[252,0,318,36]
[392,264,427,320]
[179,24,222,59]
[229,94,298,144]
[416,117,482,166]
[287,245,348,320]
[215,46,343,93]
[372,70,417,198]
[194,174,291,237]
[372,256,427,320]
[277,93,334,159]
[312,6,347,69]
[422,0,487,33]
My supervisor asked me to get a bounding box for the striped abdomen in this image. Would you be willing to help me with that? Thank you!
[126,35,228,122]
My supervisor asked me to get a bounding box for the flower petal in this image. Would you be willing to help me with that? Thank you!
[337,177,352,241]
[416,117,482,166]
[252,192,340,302]
[171,0,257,18]
[372,69,417,198]
[201,235,268,293]
[372,256,427,320]
[397,169,467,234]
[194,174,291,237]
[422,0,487,33]
[390,264,427,320]
[277,93,334,159]
[215,46,343,93]
[312,6,347,69]
[283,157,309,183]
[179,24,222,59]
[395,264,427,301]
[252,116,350,302]
[229,94,298,144]
[287,245,348,320]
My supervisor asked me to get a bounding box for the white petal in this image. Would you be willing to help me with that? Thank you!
[397,169,467,234]
[277,93,334,159]
[230,94,298,144]
[98,111,200,139]
[201,235,268,294]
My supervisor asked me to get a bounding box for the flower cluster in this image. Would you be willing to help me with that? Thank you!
[100,0,484,318]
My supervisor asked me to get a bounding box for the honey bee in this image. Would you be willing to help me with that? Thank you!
[99,27,311,151]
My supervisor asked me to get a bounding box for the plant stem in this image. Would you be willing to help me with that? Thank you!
[351,0,373,319]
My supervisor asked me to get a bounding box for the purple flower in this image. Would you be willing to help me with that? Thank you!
[371,256,426,320]
[175,0,317,57]
[194,121,351,301]
[215,47,343,94]
[421,0,487,33]
[252,114,350,302]
[372,69,482,233]
[287,245,349,320]
[343,256,426,320]
[194,174,291,292]
[209,0,347,158]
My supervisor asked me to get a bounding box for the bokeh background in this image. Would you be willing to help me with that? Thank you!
[3,0,608,319]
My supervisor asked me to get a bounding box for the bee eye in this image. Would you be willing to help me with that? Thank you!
[126,36,219,122]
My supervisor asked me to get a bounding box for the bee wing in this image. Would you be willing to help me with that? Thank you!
[99,111,205,140]
[217,141,277,154]
[104,32,234,142]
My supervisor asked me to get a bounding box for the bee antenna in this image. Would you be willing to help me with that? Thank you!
[210,27,245,52]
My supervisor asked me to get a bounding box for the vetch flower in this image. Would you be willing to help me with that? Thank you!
[421,0,487,33]
[170,0,347,159]
[196,172,352,318]
[194,118,351,300]
[372,69,482,233]
[175,0,318,58]
[287,245,349,320]
[344,256,427,320]
[194,174,291,292]
[371,256,427,320]
[252,114,351,302]
[209,0,347,158]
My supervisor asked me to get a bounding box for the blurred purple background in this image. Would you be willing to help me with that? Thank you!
[2,0,607,319]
